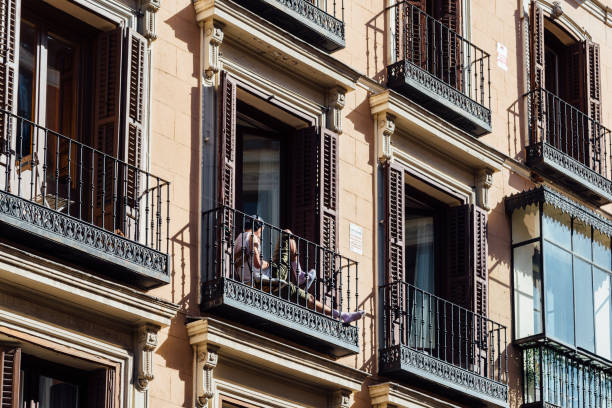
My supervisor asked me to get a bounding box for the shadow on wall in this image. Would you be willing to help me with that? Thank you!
[506,7,528,162]
[365,4,388,84]
[154,3,200,407]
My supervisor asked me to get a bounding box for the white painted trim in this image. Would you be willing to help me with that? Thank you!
[536,0,590,41]
[369,382,464,408]
[69,0,136,28]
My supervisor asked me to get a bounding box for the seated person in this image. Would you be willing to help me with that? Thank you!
[233,216,270,283]
[273,229,364,324]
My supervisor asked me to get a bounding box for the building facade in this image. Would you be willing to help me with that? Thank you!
[0,0,610,408]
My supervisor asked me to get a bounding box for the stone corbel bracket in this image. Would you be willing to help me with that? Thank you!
[140,0,161,41]
[195,344,219,407]
[331,389,352,408]
[202,19,224,86]
[476,169,494,211]
[327,87,346,134]
[376,113,396,164]
[134,324,160,391]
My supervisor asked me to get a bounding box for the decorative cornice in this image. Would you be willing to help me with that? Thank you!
[505,185,612,236]
[331,389,352,408]
[202,19,224,86]
[476,169,494,211]
[327,87,346,134]
[0,191,169,284]
[376,112,395,164]
[195,344,219,407]
[134,324,160,391]
[140,0,161,41]
[369,382,465,408]
[187,318,369,393]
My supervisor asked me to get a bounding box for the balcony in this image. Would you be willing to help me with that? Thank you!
[380,281,508,407]
[0,111,170,289]
[526,88,612,206]
[201,206,359,357]
[386,1,491,136]
[231,0,345,52]
[519,341,612,408]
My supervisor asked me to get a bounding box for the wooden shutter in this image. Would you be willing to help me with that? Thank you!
[529,1,546,144]
[0,345,21,408]
[585,41,602,172]
[320,128,338,251]
[87,368,115,408]
[445,204,488,315]
[437,0,462,88]
[289,126,319,244]
[0,0,20,154]
[123,29,147,207]
[405,0,427,69]
[93,28,123,229]
[218,71,236,210]
[384,160,405,298]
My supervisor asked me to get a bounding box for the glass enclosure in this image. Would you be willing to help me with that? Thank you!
[512,202,612,360]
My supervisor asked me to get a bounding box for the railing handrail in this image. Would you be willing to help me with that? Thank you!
[525,88,611,135]
[388,1,490,57]
[0,108,170,185]
[380,280,506,329]
[204,204,357,266]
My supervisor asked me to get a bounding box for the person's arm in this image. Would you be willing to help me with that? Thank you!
[250,235,269,270]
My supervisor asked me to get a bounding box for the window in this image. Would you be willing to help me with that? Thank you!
[511,202,612,360]
[0,345,114,408]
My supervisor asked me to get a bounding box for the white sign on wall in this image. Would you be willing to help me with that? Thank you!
[349,223,363,255]
[497,42,508,71]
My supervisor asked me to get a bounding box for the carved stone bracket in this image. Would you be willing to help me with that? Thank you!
[331,389,352,408]
[195,344,219,407]
[140,0,160,41]
[476,169,494,211]
[202,19,224,86]
[327,87,346,134]
[377,113,396,164]
[134,324,160,391]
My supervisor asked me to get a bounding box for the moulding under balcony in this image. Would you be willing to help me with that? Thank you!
[369,382,464,408]
[370,90,504,173]
[192,0,358,90]
[186,317,369,393]
[0,242,179,328]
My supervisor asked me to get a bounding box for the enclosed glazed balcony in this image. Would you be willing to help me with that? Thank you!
[380,281,509,407]
[386,1,491,136]
[201,206,359,357]
[0,111,170,289]
[231,0,345,52]
[526,88,612,206]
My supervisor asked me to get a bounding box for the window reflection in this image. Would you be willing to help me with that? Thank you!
[514,243,542,338]
[593,268,611,360]
[17,21,36,159]
[543,241,574,345]
[574,258,594,352]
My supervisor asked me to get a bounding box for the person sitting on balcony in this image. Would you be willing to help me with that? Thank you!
[233,216,270,284]
[273,229,365,324]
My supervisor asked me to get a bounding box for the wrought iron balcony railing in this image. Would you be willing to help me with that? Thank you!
[522,343,612,408]
[526,88,612,205]
[232,0,345,52]
[0,110,170,288]
[386,1,491,136]
[201,205,359,356]
[380,281,508,407]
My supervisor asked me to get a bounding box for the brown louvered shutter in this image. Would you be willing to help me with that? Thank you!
[122,29,147,207]
[0,345,21,408]
[94,28,123,229]
[320,128,338,251]
[0,0,20,153]
[437,0,462,88]
[404,0,427,69]
[88,367,115,408]
[289,126,319,244]
[384,161,405,316]
[529,1,546,145]
[585,41,602,173]
[445,204,488,315]
[218,71,236,211]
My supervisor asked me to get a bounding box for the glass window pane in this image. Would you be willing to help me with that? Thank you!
[405,215,435,293]
[240,133,281,229]
[512,203,540,244]
[514,242,543,338]
[17,21,37,159]
[544,241,574,345]
[573,219,591,260]
[38,375,78,408]
[593,268,611,360]
[542,204,571,250]
[574,258,594,352]
[593,230,611,269]
[46,34,75,137]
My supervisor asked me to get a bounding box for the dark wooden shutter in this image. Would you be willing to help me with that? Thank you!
[405,0,427,69]
[0,0,20,152]
[384,160,405,298]
[445,204,488,315]
[87,368,115,408]
[218,71,236,210]
[437,0,462,88]
[320,128,338,251]
[529,1,546,145]
[585,41,602,173]
[123,29,147,207]
[289,126,319,244]
[0,345,21,408]
[93,28,123,229]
